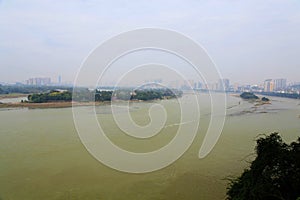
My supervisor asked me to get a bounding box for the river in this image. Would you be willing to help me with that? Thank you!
[0,93,299,200]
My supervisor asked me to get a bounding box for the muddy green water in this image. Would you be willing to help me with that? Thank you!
[0,94,299,200]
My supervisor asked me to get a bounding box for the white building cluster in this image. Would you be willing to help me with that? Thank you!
[26,77,51,86]
[264,79,287,92]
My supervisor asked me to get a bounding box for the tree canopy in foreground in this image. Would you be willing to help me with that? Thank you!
[227,133,300,200]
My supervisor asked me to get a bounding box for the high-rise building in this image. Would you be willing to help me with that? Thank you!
[197,82,202,89]
[264,79,274,92]
[58,75,62,84]
[273,79,287,91]
[218,79,230,91]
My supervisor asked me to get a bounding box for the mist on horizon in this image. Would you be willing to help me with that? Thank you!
[1,0,300,85]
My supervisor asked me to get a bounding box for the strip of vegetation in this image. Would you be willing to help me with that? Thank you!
[113,89,181,101]
[28,90,72,103]
[227,133,300,200]
[28,88,182,103]
[0,84,72,94]
[261,97,270,102]
[240,92,270,103]
[240,92,259,100]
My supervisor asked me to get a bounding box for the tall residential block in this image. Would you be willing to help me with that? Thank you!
[264,79,274,92]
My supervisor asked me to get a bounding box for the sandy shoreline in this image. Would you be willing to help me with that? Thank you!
[0,93,28,100]
[0,101,111,109]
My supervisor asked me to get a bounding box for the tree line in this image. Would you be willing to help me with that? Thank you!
[28,90,72,103]
[28,88,182,103]
[0,84,72,94]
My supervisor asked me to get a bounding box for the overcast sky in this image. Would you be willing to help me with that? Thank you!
[0,0,300,85]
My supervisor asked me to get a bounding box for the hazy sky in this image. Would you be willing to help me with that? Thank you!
[0,0,300,85]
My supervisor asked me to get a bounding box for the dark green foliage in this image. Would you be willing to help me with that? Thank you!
[111,89,181,101]
[95,90,113,101]
[132,90,163,100]
[28,90,72,103]
[131,89,181,101]
[240,92,259,100]
[261,97,270,102]
[28,88,182,103]
[227,133,300,200]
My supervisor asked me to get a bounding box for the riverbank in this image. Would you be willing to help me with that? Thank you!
[0,99,159,109]
[0,93,28,99]
[0,101,111,109]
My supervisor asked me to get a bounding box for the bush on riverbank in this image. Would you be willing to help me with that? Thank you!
[240,92,259,100]
[261,97,270,102]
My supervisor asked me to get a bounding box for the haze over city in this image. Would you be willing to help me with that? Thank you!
[1,0,300,85]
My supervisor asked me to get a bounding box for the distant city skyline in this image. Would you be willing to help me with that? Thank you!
[15,75,299,89]
[2,74,300,95]
[3,75,298,87]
